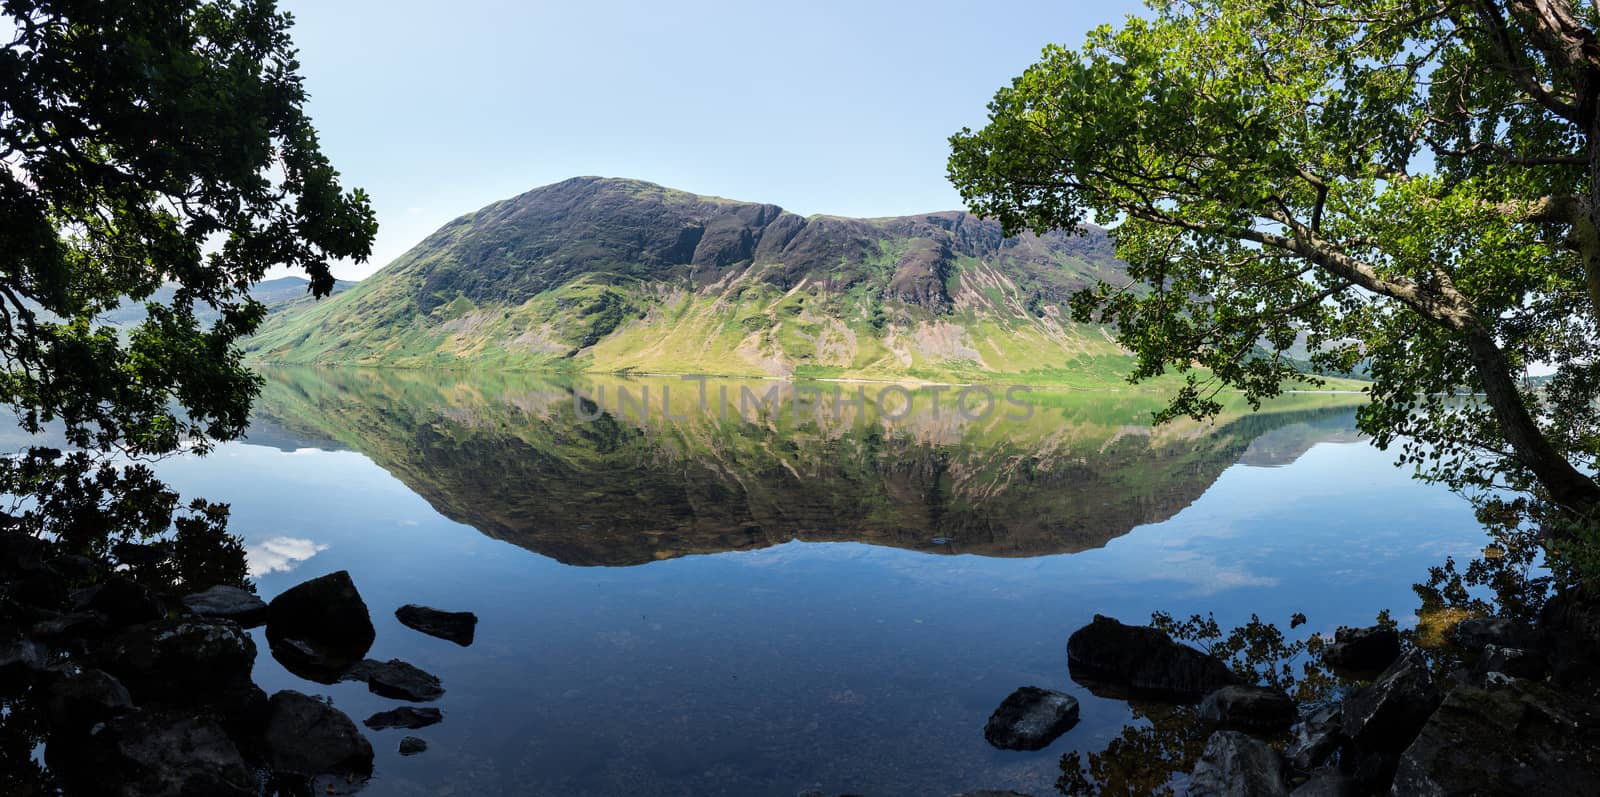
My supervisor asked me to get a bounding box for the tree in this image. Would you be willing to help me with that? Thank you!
[0,0,375,584]
[948,0,1600,553]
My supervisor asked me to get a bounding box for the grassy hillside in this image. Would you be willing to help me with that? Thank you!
[245,178,1153,383]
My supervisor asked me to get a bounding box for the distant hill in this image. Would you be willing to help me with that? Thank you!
[98,276,356,328]
[246,177,1142,383]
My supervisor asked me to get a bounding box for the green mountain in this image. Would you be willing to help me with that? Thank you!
[246,177,1140,383]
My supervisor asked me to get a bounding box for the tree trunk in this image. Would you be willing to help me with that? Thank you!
[1462,327,1600,519]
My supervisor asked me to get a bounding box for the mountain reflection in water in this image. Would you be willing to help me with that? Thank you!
[248,368,1367,566]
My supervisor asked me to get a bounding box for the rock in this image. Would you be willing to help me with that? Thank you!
[1538,589,1600,694]
[1450,617,1536,654]
[182,585,268,628]
[364,706,443,730]
[1472,644,1548,681]
[267,635,359,684]
[1286,703,1344,771]
[1067,614,1239,701]
[272,569,380,681]
[42,668,133,735]
[343,658,445,702]
[1289,771,1358,796]
[99,618,255,705]
[0,637,48,687]
[265,570,375,682]
[263,690,374,783]
[1392,679,1600,796]
[1188,730,1289,796]
[1341,650,1440,753]
[0,530,47,575]
[982,686,1080,750]
[399,735,428,755]
[77,577,164,627]
[1319,626,1400,676]
[53,711,254,797]
[47,554,98,581]
[1199,685,1297,735]
[950,792,1034,797]
[29,611,106,641]
[111,540,171,568]
[395,604,477,646]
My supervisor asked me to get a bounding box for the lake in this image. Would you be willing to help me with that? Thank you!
[147,367,1480,796]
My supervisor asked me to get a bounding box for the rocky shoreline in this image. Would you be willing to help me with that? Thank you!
[0,532,476,796]
[976,598,1600,796]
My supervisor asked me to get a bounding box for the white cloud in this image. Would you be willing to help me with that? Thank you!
[246,536,328,577]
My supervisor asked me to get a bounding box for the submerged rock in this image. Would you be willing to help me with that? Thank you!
[1393,679,1600,795]
[1319,626,1400,676]
[263,690,374,784]
[1199,686,1296,735]
[1189,730,1289,796]
[982,686,1080,750]
[344,658,445,702]
[395,604,477,646]
[182,585,268,628]
[364,706,443,730]
[1341,650,1440,754]
[1067,614,1238,701]
[265,570,375,683]
[398,735,428,756]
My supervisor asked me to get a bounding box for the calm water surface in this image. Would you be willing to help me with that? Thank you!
[146,368,1479,796]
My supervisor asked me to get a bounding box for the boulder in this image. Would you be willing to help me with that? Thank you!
[396,604,477,646]
[77,577,164,627]
[1188,730,1289,796]
[1286,703,1344,771]
[99,618,255,705]
[52,711,254,797]
[1319,626,1400,676]
[1392,679,1600,796]
[364,706,443,730]
[1199,686,1297,735]
[42,668,133,735]
[111,541,172,569]
[982,686,1080,750]
[182,585,268,628]
[1450,617,1536,654]
[1067,614,1239,701]
[1472,644,1548,681]
[1538,589,1600,693]
[1289,771,1358,796]
[343,658,445,702]
[263,690,374,783]
[29,611,106,641]
[399,735,428,756]
[0,637,48,688]
[265,570,374,682]
[1341,650,1440,754]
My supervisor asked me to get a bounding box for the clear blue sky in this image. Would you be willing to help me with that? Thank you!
[279,0,1146,279]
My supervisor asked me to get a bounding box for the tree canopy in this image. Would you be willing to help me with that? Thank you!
[0,0,375,580]
[949,0,1600,554]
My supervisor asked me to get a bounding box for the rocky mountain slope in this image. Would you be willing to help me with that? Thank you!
[246,177,1136,382]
